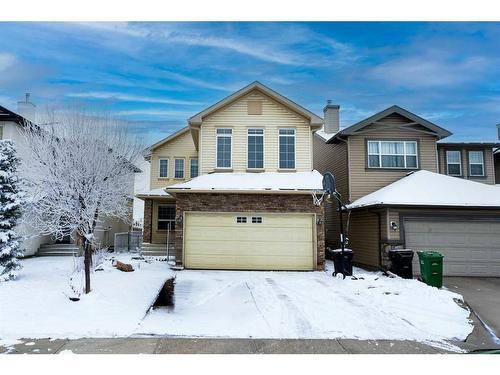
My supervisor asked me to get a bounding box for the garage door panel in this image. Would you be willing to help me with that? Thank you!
[184,212,315,270]
[186,226,312,243]
[405,219,500,277]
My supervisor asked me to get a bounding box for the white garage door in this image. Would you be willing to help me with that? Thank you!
[405,220,500,277]
[184,212,315,270]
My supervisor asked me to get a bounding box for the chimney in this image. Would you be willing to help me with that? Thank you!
[17,92,36,122]
[323,100,340,134]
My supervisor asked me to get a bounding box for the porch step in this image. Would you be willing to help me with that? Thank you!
[38,243,80,256]
[140,243,174,256]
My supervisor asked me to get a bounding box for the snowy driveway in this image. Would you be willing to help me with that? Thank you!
[138,263,473,345]
[0,256,472,349]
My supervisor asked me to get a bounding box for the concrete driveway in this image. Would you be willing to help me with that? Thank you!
[445,277,500,347]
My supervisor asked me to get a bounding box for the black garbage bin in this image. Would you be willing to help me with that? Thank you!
[328,248,353,276]
[388,249,414,279]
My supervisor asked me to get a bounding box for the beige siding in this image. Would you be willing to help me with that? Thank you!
[150,130,198,189]
[348,127,439,201]
[313,134,349,248]
[438,146,496,185]
[200,90,313,174]
[348,211,380,268]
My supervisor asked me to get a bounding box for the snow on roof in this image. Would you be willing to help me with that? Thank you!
[136,188,171,198]
[166,171,323,193]
[347,170,500,209]
[314,126,338,142]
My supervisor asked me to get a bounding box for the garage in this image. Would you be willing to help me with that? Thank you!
[184,212,316,270]
[405,219,500,277]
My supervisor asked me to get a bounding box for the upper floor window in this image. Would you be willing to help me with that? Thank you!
[279,128,295,169]
[216,128,232,168]
[174,158,185,179]
[247,129,264,169]
[469,151,485,176]
[367,140,418,169]
[158,158,169,178]
[190,158,199,178]
[0,125,3,139]
[446,150,462,176]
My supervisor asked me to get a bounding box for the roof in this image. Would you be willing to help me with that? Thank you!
[314,126,339,142]
[0,104,33,127]
[347,170,500,210]
[135,188,173,199]
[327,105,452,143]
[145,126,190,154]
[188,81,323,128]
[166,171,323,194]
[437,140,500,147]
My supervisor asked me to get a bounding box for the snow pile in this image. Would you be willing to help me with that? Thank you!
[348,170,500,209]
[137,263,472,346]
[315,127,338,142]
[0,255,172,344]
[167,170,323,192]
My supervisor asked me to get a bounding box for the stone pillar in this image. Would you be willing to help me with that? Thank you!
[143,199,153,243]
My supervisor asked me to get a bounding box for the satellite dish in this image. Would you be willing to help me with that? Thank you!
[322,172,336,195]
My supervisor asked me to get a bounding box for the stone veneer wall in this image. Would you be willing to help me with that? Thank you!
[173,193,325,270]
[143,199,153,243]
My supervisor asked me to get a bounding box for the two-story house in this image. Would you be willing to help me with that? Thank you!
[138,82,325,270]
[314,104,500,277]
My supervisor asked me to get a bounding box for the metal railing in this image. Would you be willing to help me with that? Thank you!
[114,231,143,253]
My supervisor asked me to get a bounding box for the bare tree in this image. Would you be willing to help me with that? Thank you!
[20,107,143,293]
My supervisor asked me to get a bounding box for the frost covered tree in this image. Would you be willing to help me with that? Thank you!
[0,140,24,282]
[21,107,142,293]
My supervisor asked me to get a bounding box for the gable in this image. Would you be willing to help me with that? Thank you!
[188,81,323,127]
[329,105,452,143]
[202,89,311,126]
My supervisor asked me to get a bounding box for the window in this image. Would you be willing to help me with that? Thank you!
[190,158,198,178]
[174,159,184,179]
[251,216,263,224]
[236,216,247,224]
[0,125,3,139]
[446,150,462,176]
[469,151,485,176]
[279,129,295,169]
[247,129,264,169]
[367,140,418,169]
[216,128,232,168]
[158,205,176,230]
[158,159,168,178]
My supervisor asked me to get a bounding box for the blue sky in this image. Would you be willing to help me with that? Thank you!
[0,22,499,144]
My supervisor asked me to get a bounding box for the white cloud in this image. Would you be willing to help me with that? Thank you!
[67,91,203,105]
[0,53,16,72]
[368,54,489,88]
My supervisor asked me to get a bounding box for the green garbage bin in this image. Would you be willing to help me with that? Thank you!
[417,251,443,288]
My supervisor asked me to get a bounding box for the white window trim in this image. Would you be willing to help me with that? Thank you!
[189,158,199,179]
[468,151,485,177]
[215,128,233,169]
[446,150,462,176]
[247,128,265,170]
[174,158,185,179]
[278,128,296,170]
[367,140,418,169]
[158,158,169,178]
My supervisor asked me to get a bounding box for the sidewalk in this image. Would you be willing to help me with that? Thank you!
[1,337,459,354]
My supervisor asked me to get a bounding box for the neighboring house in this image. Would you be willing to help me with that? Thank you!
[0,99,133,256]
[314,104,500,277]
[138,81,325,270]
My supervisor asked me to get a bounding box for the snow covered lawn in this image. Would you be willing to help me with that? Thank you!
[1,256,472,349]
[0,255,172,346]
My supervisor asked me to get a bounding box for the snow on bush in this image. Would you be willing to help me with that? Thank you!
[0,140,24,282]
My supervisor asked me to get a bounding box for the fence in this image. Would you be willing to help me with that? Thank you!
[114,231,143,253]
